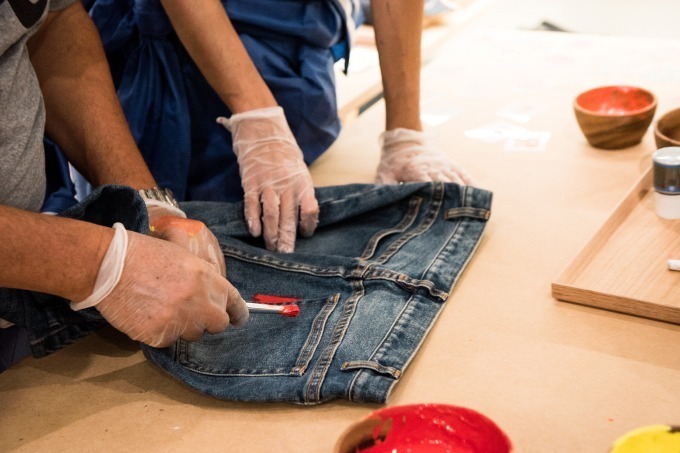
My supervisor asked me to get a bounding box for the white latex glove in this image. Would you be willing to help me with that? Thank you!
[376,128,475,186]
[70,223,249,348]
[216,107,319,253]
[147,205,227,277]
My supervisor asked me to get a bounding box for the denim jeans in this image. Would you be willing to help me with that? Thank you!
[143,182,492,404]
[0,183,491,404]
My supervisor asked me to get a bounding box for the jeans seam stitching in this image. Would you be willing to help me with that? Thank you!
[292,294,340,375]
[359,196,422,260]
[222,247,347,276]
[304,280,363,403]
[374,182,445,264]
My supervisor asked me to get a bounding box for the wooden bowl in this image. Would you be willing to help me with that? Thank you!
[573,85,657,149]
[654,107,680,149]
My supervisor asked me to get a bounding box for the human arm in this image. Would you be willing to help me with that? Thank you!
[160,0,319,252]
[13,2,244,345]
[371,0,474,185]
[27,2,155,189]
[0,206,248,347]
[27,2,227,273]
[371,0,424,133]
[0,206,112,302]
[159,0,276,113]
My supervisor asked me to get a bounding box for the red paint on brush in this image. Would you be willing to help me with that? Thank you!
[280,305,300,318]
[252,293,301,304]
[357,404,512,453]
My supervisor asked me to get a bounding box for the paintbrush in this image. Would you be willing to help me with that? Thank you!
[245,302,300,317]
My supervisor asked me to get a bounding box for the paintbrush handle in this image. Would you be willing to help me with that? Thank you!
[245,302,282,313]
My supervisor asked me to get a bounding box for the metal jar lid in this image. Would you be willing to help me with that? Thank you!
[653,147,680,195]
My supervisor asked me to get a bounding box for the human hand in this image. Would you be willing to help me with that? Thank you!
[217,107,319,253]
[71,224,248,348]
[147,205,227,277]
[376,128,475,186]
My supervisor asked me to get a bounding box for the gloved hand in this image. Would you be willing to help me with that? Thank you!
[217,107,319,253]
[376,128,475,186]
[147,205,226,277]
[70,223,249,348]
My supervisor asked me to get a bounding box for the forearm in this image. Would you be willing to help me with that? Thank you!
[371,0,424,131]
[27,2,156,189]
[161,0,277,113]
[0,205,112,302]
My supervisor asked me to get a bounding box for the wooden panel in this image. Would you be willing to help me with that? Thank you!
[552,168,680,324]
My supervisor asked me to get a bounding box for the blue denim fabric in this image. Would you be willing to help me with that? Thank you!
[0,185,148,358]
[41,136,79,214]
[143,182,492,404]
[0,182,491,404]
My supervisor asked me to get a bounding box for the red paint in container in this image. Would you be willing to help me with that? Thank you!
[575,86,655,115]
[335,404,512,453]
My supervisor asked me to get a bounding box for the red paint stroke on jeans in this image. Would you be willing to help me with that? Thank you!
[252,293,301,304]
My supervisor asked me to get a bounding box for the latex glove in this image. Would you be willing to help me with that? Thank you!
[147,205,227,277]
[376,128,475,186]
[217,107,319,253]
[71,223,248,348]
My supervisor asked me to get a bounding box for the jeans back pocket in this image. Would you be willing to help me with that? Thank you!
[176,294,339,377]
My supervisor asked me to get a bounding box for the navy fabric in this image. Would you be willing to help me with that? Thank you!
[0,326,30,373]
[82,0,351,202]
[41,137,79,214]
[0,185,148,358]
[144,182,492,404]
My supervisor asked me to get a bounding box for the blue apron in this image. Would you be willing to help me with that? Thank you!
[81,0,360,202]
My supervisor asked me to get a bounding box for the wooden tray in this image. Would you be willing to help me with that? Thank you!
[552,167,680,325]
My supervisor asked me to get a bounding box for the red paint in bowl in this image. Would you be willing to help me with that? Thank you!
[573,85,657,149]
[335,404,512,453]
[575,86,656,116]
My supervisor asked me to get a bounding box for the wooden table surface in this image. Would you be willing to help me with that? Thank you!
[334,0,491,124]
[2,27,680,453]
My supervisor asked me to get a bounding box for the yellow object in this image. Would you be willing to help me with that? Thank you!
[611,425,680,453]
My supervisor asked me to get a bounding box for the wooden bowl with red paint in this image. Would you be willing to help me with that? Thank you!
[334,403,513,453]
[574,85,657,149]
